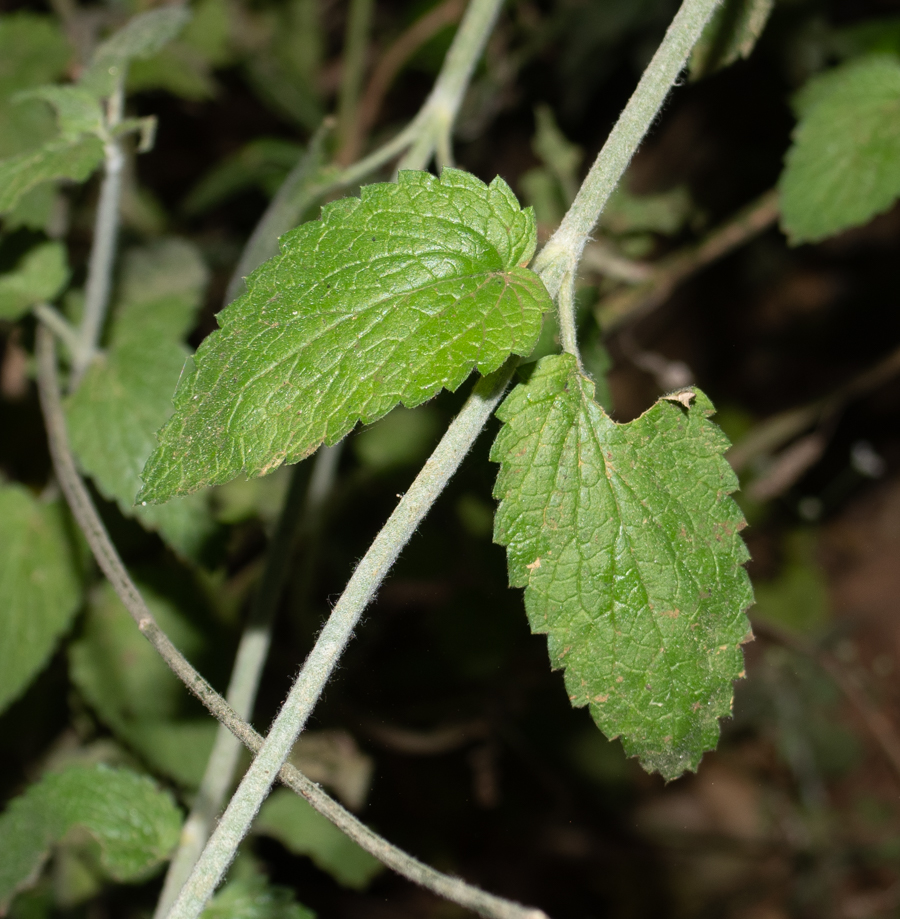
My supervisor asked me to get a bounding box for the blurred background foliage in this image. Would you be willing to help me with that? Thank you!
[4,0,900,916]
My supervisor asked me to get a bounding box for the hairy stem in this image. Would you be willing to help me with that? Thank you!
[33,303,80,357]
[36,325,541,919]
[153,447,340,919]
[533,0,722,301]
[72,84,125,386]
[336,0,374,164]
[166,360,516,919]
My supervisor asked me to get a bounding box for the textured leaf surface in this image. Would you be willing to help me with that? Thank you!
[80,7,192,98]
[491,354,753,779]
[780,55,900,244]
[690,0,774,79]
[139,168,549,502]
[254,790,382,889]
[0,484,82,716]
[202,874,315,919]
[0,136,104,215]
[0,764,181,909]
[68,578,216,789]
[66,240,216,557]
[0,241,68,320]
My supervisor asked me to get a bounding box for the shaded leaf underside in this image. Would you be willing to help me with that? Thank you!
[491,354,753,779]
[139,168,550,502]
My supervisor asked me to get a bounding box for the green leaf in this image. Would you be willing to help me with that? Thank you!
[16,86,105,140]
[68,579,216,788]
[66,240,216,558]
[80,7,192,98]
[0,764,181,909]
[0,242,68,320]
[0,484,83,716]
[690,0,774,79]
[491,354,753,779]
[202,874,315,919]
[779,55,900,244]
[0,136,104,216]
[139,169,550,502]
[0,14,71,160]
[254,790,382,889]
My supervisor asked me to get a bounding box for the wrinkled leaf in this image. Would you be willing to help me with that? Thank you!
[68,579,216,789]
[254,790,382,889]
[491,354,753,779]
[202,874,315,919]
[139,168,549,502]
[66,239,216,558]
[0,764,181,909]
[780,55,900,244]
[690,0,774,79]
[80,7,192,98]
[0,136,104,216]
[0,484,82,716]
[0,242,68,320]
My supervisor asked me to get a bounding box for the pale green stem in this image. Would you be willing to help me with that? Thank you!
[555,270,580,365]
[72,83,125,386]
[33,303,80,357]
[533,0,722,308]
[36,326,544,919]
[165,361,517,919]
[336,0,374,160]
[153,446,341,919]
[397,0,503,171]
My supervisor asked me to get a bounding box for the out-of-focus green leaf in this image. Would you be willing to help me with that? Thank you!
[68,580,216,789]
[353,405,441,472]
[80,7,192,98]
[690,0,774,79]
[183,139,303,214]
[780,55,900,244]
[0,136,104,216]
[0,764,181,910]
[0,484,82,716]
[0,242,68,320]
[600,183,694,236]
[532,104,582,204]
[66,239,216,559]
[254,790,382,889]
[139,169,549,502]
[0,14,70,160]
[492,354,753,779]
[202,873,315,919]
[17,86,105,139]
[241,0,323,131]
[753,531,830,633]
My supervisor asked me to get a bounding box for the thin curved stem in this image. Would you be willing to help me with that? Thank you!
[335,0,374,164]
[72,82,125,386]
[166,359,517,919]
[36,325,543,919]
[153,446,340,919]
[533,0,722,302]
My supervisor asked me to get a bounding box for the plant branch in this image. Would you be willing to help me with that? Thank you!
[167,358,517,919]
[33,303,80,357]
[335,0,374,165]
[72,82,125,386]
[35,325,544,919]
[533,0,723,304]
[347,0,466,165]
[154,447,340,919]
[593,189,779,331]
